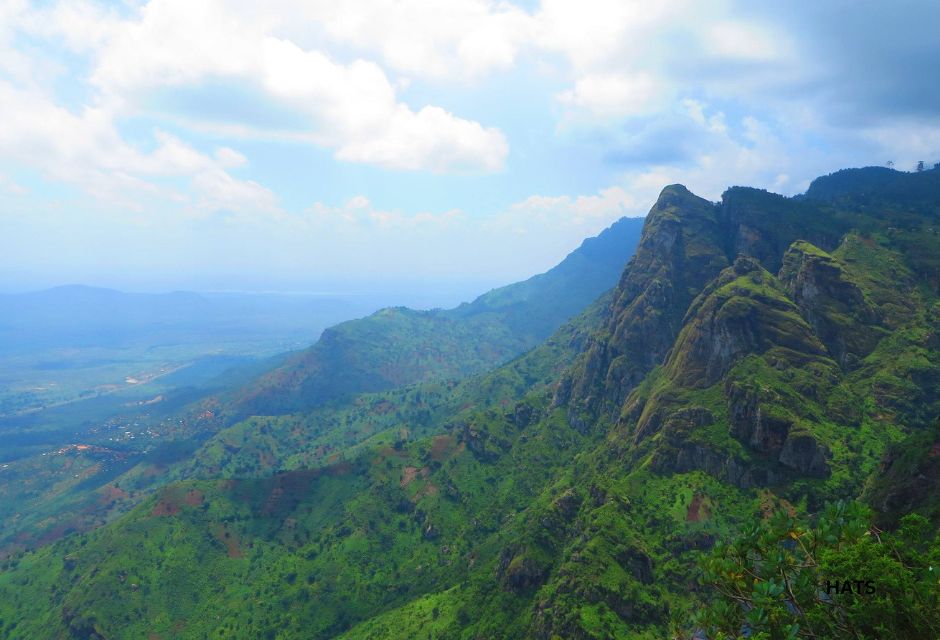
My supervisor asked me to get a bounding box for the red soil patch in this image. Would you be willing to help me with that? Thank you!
[400,466,429,488]
[33,522,79,547]
[260,469,320,516]
[99,485,129,505]
[151,500,180,517]
[183,489,204,506]
[686,494,711,522]
[213,525,244,558]
[413,483,439,502]
[430,435,455,462]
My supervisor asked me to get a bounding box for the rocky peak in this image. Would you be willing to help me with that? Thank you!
[557,185,729,426]
[778,240,880,369]
[662,258,826,389]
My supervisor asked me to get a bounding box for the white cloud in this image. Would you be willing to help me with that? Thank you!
[533,0,681,70]
[62,0,509,173]
[258,39,509,172]
[0,81,277,215]
[290,184,642,282]
[703,20,789,62]
[281,0,533,80]
[507,186,644,232]
[558,72,665,118]
[214,147,248,169]
[3,0,940,292]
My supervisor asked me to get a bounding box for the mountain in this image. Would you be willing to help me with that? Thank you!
[0,218,642,562]
[1,167,939,639]
[231,216,645,416]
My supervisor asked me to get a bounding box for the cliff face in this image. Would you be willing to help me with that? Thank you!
[557,185,729,428]
[3,168,940,640]
[560,168,940,494]
[779,240,881,369]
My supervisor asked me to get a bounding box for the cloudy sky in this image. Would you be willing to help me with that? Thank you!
[1,0,939,295]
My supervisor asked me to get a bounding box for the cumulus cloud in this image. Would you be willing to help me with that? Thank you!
[0,80,278,215]
[52,0,509,174]
[278,0,533,80]
[557,73,665,119]
[3,0,940,291]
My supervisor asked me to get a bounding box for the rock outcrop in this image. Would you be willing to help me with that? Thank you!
[779,240,880,368]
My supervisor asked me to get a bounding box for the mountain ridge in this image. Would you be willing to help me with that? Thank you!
[231,215,645,417]
[1,167,938,638]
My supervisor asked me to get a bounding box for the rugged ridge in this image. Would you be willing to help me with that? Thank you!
[233,216,644,416]
[2,167,940,639]
[557,185,728,428]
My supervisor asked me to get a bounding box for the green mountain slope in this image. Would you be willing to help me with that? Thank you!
[2,167,939,639]
[0,219,642,558]
[232,216,644,416]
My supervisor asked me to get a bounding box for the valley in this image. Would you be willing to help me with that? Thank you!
[0,167,937,638]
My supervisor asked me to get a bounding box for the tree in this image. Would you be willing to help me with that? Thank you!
[917,160,926,172]
[887,160,895,168]
[694,501,940,639]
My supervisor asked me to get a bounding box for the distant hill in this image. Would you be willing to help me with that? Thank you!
[231,216,646,416]
[4,168,939,639]
[0,286,379,351]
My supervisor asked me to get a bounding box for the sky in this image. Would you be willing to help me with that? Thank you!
[1,0,939,295]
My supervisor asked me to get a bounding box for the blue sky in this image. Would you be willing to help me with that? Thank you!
[1,0,939,295]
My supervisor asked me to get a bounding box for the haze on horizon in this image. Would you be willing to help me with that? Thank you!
[2,0,939,294]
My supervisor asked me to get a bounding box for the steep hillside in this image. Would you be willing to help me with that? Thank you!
[2,168,939,639]
[0,217,640,560]
[232,216,645,416]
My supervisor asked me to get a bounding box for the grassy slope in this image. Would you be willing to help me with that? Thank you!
[2,168,940,639]
[232,217,644,416]
[0,218,643,558]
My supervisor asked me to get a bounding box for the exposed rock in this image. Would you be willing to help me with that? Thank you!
[511,402,536,428]
[726,381,791,454]
[559,185,730,421]
[615,545,655,584]
[422,519,440,540]
[865,424,940,527]
[497,548,549,594]
[719,186,842,272]
[652,442,785,489]
[778,433,830,477]
[552,489,582,521]
[588,484,607,507]
[779,240,880,368]
[663,258,827,388]
[459,422,497,462]
[634,405,714,443]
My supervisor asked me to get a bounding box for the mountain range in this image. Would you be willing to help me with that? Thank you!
[0,167,938,639]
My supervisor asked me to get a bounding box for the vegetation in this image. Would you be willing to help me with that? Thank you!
[697,502,940,639]
[1,167,939,638]
[232,216,644,416]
